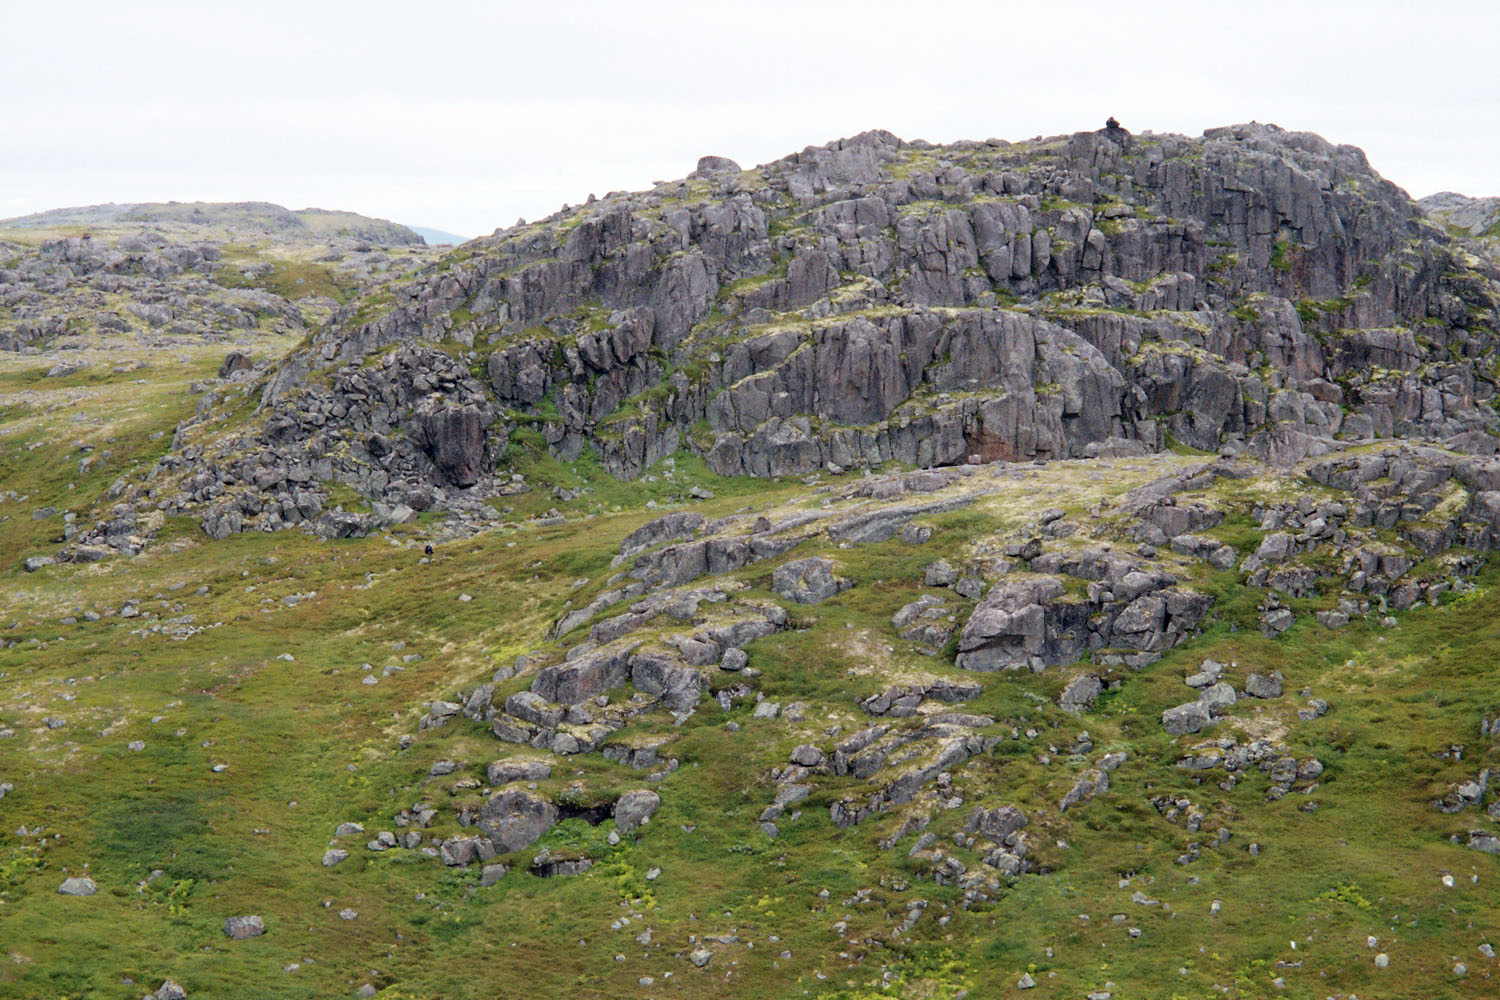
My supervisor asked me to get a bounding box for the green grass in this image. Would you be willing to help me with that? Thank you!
[4,345,1500,1000]
[1270,237,1294,272]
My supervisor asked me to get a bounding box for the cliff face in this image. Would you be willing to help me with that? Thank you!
[127,123,1500,541]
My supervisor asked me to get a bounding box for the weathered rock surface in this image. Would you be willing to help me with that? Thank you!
[1163,701,1212,736]
[476,788,559,854]
[614,789,661,832]
[771,557,852,605]
[79,121,1497,555]
[57,876,97,896]
[957,571,1209,672]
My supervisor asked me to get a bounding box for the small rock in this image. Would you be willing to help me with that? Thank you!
[223,915,265,940]
[689,948,712,968]
[57,876,97,896]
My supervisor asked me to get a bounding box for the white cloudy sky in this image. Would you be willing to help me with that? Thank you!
[3,1,1496,238]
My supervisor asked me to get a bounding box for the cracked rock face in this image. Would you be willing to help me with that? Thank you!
[79,120,1497,555]
[414,398,493,487]
[772,557,852,605]
[477,788,560,854]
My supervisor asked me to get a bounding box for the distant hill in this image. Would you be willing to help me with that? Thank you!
[0,200,426,246]
[410,226,468,246]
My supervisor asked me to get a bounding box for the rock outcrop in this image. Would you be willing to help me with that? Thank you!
[47,123,1500,559]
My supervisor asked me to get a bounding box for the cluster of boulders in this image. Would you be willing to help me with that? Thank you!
[0,231,307,353]
[1178,730,1324,785]
[1161,659,1287,736]
[956,563,1210,672]
[326,776,660,880]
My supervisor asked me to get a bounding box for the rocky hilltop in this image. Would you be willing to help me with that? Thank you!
[108,121,1499,554]
[0,200,426,246]
[0,205,434,356]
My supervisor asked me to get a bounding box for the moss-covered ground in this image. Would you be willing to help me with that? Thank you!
[2,343,1499,1000]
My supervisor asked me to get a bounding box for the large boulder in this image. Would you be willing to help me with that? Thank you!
[956,577,1066,671]
[219,351,253,378]
[629,653,705,711]
[965,805,1028,842]
[57,876,97,896]
[413,399,489,487]
[614,789,662,833]
[476,788,559,853]
[1162,701,1212,736]
[772,557,852,605]
[1245,671,1284,699]
[531,646,633,705]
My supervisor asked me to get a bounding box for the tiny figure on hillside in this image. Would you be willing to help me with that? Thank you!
[424,544,434,556]
[1106,116,1120,130]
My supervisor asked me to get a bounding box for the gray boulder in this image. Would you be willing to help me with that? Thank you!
[1162,701,1212,735]
[966,804,1028,842]
[1244,672,1283,699]
[955,577,1065,671]
[57,876,97,896]
[1198,682,1237,713]
[219,351,253,378]
[924,559,959,586]
[412,399,490,487]
[772,557,852,605]
[476,788,559,853]
[1060,769,1108,811]
[615,789,662,832]
[486,759,553,784]
[1059,674,1102,714]
[223,915,265,940]
[692,155,741,177]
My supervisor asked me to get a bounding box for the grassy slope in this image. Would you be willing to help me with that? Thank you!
[1,345,1499,1000]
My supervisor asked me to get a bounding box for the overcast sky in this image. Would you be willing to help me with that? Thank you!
[3,1,1496,239]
